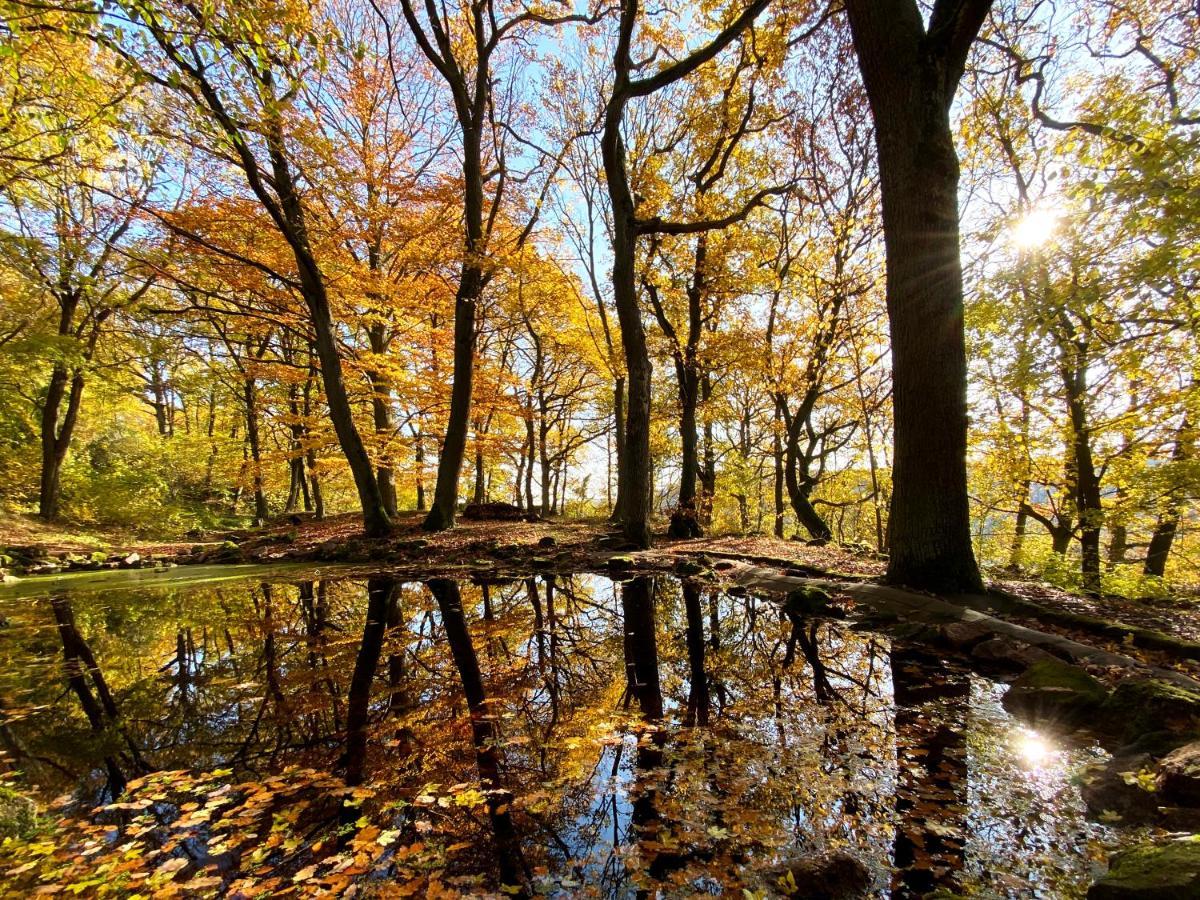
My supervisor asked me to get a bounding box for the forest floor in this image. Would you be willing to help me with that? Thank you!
[5,508,1200,677]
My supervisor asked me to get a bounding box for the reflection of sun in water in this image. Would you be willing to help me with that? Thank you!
[1011,207,1059,250]
[1015,728,1054,770]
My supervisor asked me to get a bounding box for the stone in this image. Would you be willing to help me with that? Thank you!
[713,560,735,571]
[785,587,839,618]
[1088,837,1200,899]
[970,637,1058,671]
[118,552,141,569]
[537,536,557,548]
[939,620,993,650]
[606,555,634,572]
[674,559,707,576]
[397,539,430,552]
[1001,659,1108,728]
[1102,679,1200,742]
[759,850,872,899]
[1157,741,1200,807]
[1081,753,1162,826]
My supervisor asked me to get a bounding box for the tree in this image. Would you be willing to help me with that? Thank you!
[842,0,991,592]
[0,102,158,520]
[601,0,778,549]
[86,0,395,535]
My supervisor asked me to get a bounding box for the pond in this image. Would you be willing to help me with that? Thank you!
[0,566,1143,897]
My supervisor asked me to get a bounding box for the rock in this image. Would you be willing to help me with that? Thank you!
[1001,659,1108,728]
[530,557,554,569]
[938,620,993,650]
[674,559,707,576]
[1102,679,1200,742]
[606,555,634,572]
[117,552,141,569]
[887,621,943,644]
[1158,741,1200,806]
[397,538,430,552]
[1081,753,1161,826]
[713,560,735,571]
[598,534,637,551]
[759,850,872,899]
[1088,837,1200,899]
[785,587,839,618]
[537,536,557,548]
[970,637,1057,671]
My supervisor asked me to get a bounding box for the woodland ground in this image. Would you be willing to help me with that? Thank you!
[5,509,1200,682]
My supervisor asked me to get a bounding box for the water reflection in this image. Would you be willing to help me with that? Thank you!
[0,571,1125,896]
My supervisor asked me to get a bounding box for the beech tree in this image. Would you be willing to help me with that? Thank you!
[843,0,992,592]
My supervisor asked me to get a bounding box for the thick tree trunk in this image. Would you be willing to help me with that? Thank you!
[844,0,989,593]
[669,355,703,538]
[39,362,85,522]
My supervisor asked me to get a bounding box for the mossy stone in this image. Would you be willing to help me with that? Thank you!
[1088,837,1200,899]
[1001,659,1108,728]
[1102,679,1200,742]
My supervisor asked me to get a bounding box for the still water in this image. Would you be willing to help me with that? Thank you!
[0,568,1138,897]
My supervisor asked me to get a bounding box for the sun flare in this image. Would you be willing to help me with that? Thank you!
[1011,207,1060,250]
[1015,729,1054,769]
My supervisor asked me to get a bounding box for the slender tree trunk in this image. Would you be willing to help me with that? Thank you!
[1009,480,1030,569]
[424,118,486,532]
[773,406,785,538]
[1144,417,1192,578]
[603,112,653,549]
[610,376,628,522]
[243,373,269,525]
[367,323,399,519]
[414,430,426,512]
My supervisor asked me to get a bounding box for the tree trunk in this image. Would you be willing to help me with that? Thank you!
[603,104,653,549]
[414,430,426,511]
[773,406,785,538]
[367,323,399,519]
[424,118,486,532]
[844,0,990,593]
[1144,417,1192,578]
[1008,480,1030,569]
[243,373,269,525]
[609,376,628,522]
